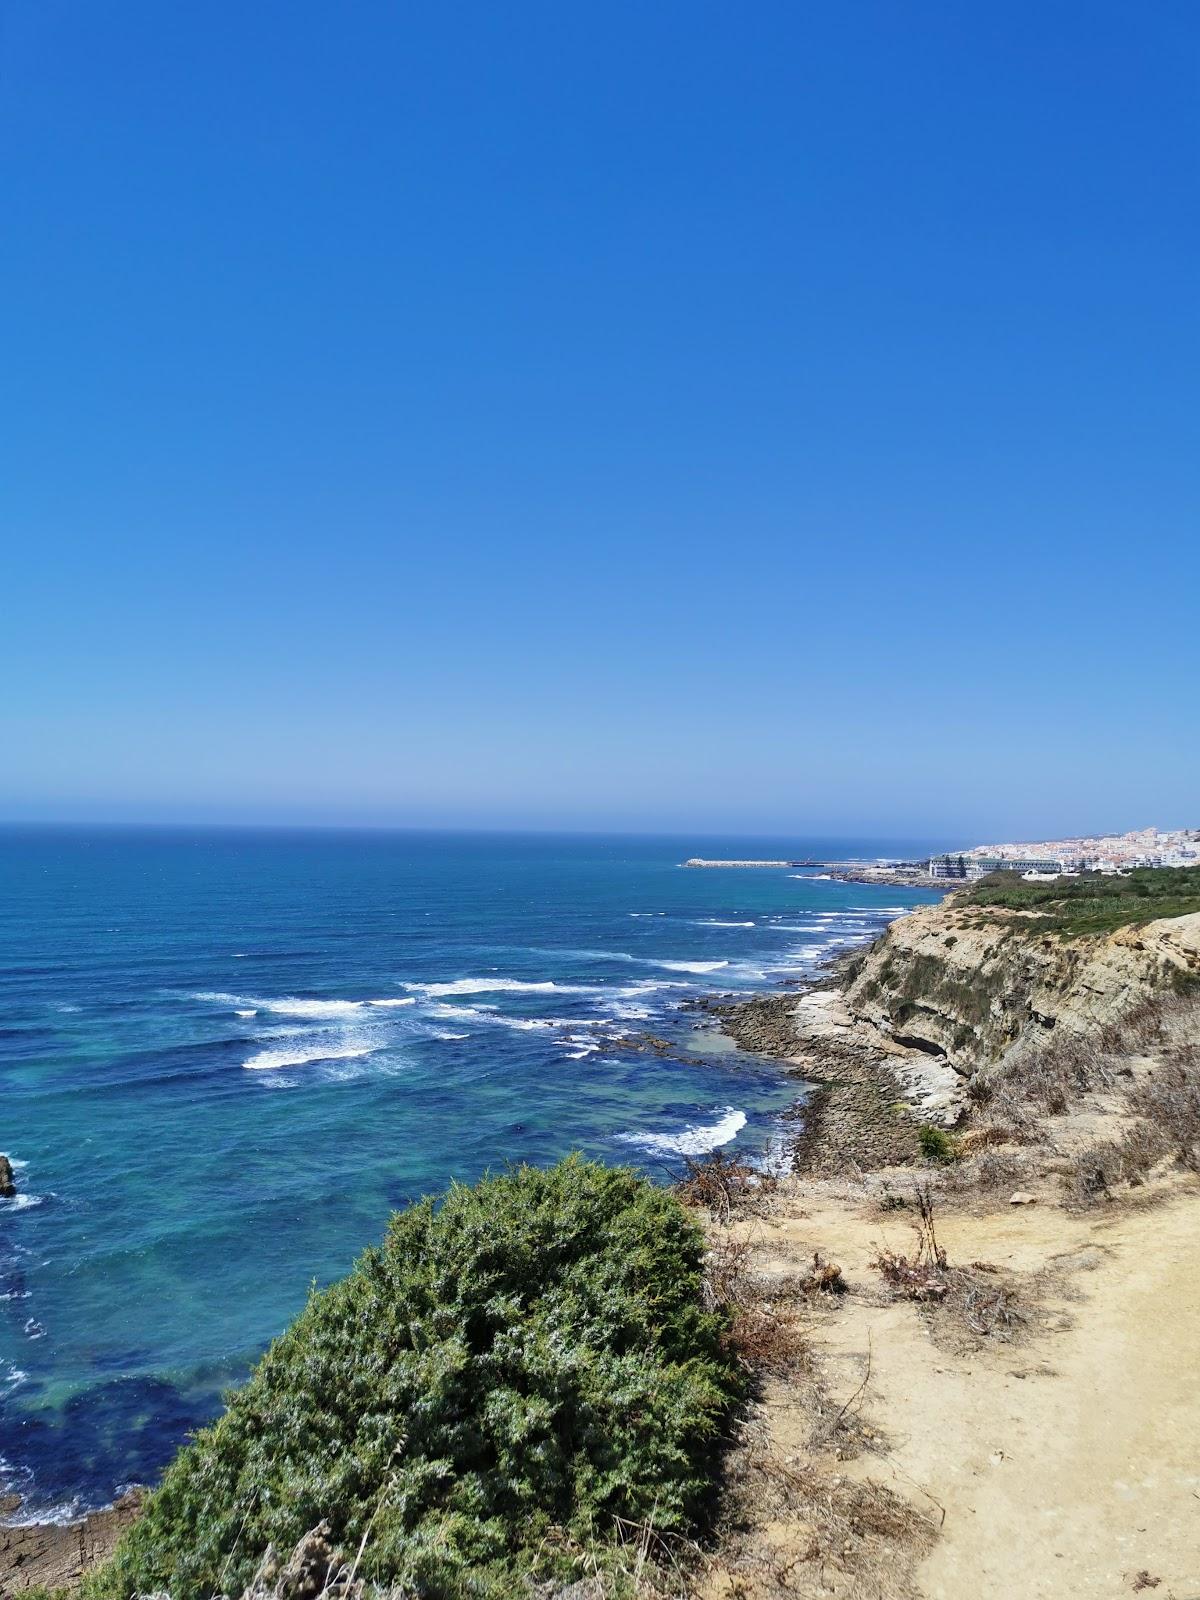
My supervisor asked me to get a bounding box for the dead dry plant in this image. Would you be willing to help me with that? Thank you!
[710,1410,937,1598]
[871,1185,948,1302]
[675,1150,778,1222]
[703,1229,812,1376]
[871,1185,1026,1342]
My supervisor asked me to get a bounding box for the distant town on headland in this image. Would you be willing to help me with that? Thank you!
[684,826,1200,887]
[927,825,1200,880]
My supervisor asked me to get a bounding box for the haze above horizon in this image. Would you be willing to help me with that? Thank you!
[3,2,1196,839]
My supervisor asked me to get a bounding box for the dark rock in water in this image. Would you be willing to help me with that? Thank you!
[0,1155,14,1198]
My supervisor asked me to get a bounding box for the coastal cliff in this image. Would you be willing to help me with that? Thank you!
[842,888,1200,1075]
[11,870,1200,1599]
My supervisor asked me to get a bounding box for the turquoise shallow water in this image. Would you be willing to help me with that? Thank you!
[0,827,940,1518]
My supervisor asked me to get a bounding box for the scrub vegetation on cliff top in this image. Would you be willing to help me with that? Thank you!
[84,1157,742,1600]
[960,866,1200,937]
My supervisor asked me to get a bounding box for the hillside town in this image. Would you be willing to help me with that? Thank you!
[928,825,1200,880]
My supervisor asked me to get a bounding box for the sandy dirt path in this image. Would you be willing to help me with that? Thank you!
[908,1191,1200,1599]
[714,1178,1200,1600]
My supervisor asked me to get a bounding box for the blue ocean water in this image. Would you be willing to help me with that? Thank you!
[0,827,940,1520]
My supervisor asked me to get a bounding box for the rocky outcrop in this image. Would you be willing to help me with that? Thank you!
[843,900,1200,1076]
[0,1489,142,1593]
[0,1155,14,1198]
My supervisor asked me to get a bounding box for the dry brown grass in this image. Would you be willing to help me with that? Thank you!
[1129,1046,1200,1173]
[968,1033,1112,1123]
[675,1152,778,1223]
[1065,1040,1200,1207]
[957,1145,1036,1192]
[702,1231,813,1377]
[1099,989,1200,1055]
[708,1407,937,1599]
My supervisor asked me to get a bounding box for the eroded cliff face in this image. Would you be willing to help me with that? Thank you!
[843,899,1200,1075]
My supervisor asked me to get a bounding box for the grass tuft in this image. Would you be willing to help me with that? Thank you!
[917,1125,960,1164]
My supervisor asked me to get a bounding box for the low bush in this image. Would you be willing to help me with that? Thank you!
[699,1230,816,1379]
[960,866,1200,937]
[873,1188,1026,1341]
[85,1157,743,1600]
[917,1125,959,1164]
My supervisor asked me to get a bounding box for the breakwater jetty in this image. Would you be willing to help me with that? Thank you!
[682,857,950,889]
[683,858,823,868]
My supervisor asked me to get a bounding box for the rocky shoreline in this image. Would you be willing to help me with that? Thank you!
[820,866,951,891]
[696,986,927,1174]
[682,928,964,1176]
[0,1490,142,1592]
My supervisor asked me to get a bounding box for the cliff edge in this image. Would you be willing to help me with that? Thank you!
[842,886,1200,1074]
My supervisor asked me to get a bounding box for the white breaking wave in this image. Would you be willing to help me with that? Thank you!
[0,1194,44,1211]
[1,1499,89,1529]
[615,1108,747,1157]
[243,1041,376,1071]
[560,1035,601,1058]
[366,998,417,1008]
[402,977,601,998]
[196,992,366,1019]
[755,1132,795,1177]
[425,1003,599,1033]
[249,998,367,1018]
[692,920,756,928]
[652,959,730,975]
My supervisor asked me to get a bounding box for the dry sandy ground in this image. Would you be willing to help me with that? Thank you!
[702,1175,1200,1600]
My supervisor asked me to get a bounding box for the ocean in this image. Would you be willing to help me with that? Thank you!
[0,826,941,1520]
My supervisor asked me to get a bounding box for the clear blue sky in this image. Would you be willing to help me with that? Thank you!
[3,2,1197,839]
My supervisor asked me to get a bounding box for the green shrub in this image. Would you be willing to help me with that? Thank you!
[917,1125,960,1164]
[961,866,1200,937]
[85,1157,741,1600]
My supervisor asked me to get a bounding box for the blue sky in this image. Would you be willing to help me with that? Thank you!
[3,2,1197,838]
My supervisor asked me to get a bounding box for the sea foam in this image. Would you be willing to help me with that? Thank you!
[243,1041,375,1071]
[196,992,367,1019]
[652,959,730,975]
[403,977,600,998]
[425,1004,599,1033]
[615,1107,747,1157]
